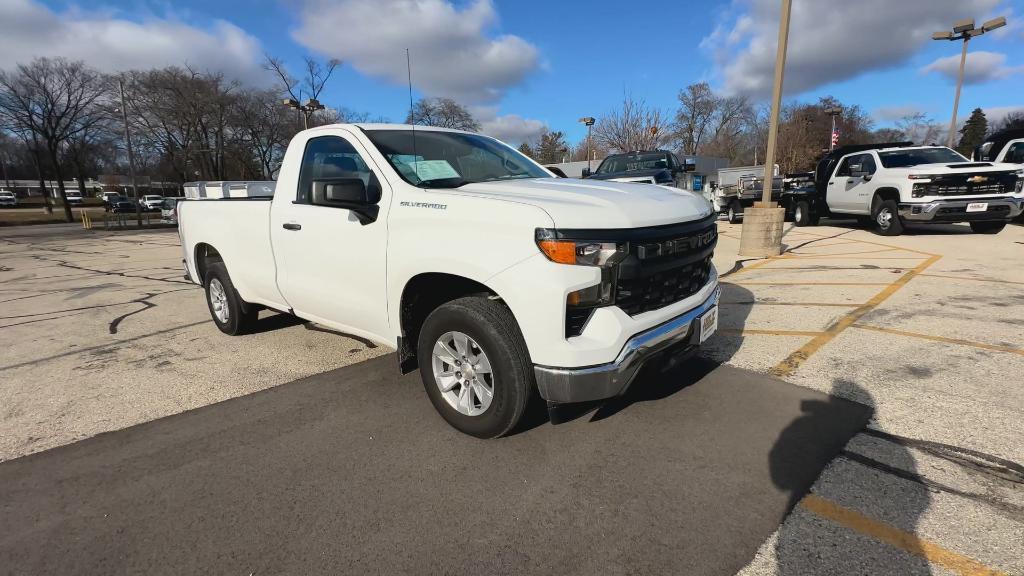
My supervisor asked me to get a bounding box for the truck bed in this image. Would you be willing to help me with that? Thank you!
[178,197,287,311]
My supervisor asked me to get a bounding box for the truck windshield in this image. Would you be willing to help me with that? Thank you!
[877,147,967,168]
[364,129,550,188]
[596,153,670,174]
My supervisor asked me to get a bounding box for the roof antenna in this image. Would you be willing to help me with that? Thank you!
[406,48,419,178]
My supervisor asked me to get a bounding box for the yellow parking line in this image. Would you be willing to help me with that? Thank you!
[731,281,892,286]
[720,301,861,307]
[918,273,1024,286]
[800,494,1007,576]
[719,328,826,336]
[769,254,942,377]
[787,247,901,257]
[775,255,928,260]
[852,324,1024,356]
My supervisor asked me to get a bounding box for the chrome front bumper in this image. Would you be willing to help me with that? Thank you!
[534,286,721,404]
[899,198,1024,222]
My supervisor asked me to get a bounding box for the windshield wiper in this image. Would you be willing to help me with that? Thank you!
[417,177,468,189]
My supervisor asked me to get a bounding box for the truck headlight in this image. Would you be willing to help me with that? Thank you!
[535,229,628,267]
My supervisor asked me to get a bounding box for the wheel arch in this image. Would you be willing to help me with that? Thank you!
[872,187,901,206]
[193,243,223,286]
[397,272,507,374]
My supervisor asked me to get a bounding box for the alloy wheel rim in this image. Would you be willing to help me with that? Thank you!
[209,278,229,324]
[431,331,494,417]
[877,209,892,229]
[795,205,803,222]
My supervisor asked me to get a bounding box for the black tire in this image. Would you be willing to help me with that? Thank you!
[204,261,258,335]
[727,200,742,224]
[417,296,533,439]
[793,200,818,227]
[969,221,1007,234]
[871,198,904,236]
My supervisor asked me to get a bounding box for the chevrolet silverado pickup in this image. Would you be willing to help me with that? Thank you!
[178,124,720,438]
[781,142,1024,235]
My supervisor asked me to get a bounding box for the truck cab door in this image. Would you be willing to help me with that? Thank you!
[270,131,392,343]
[826,154,870,214]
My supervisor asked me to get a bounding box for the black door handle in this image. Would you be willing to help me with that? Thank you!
[282,223,301,231]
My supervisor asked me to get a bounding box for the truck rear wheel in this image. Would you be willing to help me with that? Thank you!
[793,200,818,227]
[417,296,533,439]
[204,262,258,335]
[727,200,742,224]
[872,198,904,236]
[969,221,1006,234]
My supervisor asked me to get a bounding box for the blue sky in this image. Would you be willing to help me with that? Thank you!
[4,0,1023,144]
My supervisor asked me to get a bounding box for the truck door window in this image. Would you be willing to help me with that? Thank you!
[861,154,877,174]
[297,136,372,204]
[1005,143,1024,164]
[835,156,854,177]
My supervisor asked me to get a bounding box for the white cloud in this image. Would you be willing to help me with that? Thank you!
[0,0,267,82]
[921,50,1024,84]
[703,0,1003,98]
[474,108,547,145]
[983,105,1024,126]
[873,105,925,122]
[291,0,540,104]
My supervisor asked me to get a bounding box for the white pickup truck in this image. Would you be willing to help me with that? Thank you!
[178,124,720,437]
[782,143,1024,235]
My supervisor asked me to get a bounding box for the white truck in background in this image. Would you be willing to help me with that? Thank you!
[177,124,721,438]
[783,142,1023,234]
[711,164,780,223]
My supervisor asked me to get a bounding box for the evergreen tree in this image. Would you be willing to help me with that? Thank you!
[517,142,535,159]
[956,108,987,156]
[536,131,568,164]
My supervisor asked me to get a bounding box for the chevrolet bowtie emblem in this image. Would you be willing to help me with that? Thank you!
[967,175,989,183]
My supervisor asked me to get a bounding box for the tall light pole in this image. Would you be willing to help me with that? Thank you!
[118,78,143,227]
[283,98,326,130]
[932,16,1006,148]
[738,0,791,257]
[578,117,595,173]
[825,107,842,150]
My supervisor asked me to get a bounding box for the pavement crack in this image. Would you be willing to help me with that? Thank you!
[861,428,1024,485]
[839,450,1024,522]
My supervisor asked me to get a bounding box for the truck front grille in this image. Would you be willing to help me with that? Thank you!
[613,217,717,317]
[912,171,1018,197]
[616,255,714,316]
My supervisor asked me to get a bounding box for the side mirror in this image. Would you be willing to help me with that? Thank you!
[581,168,592,178]
[311,175,382,225]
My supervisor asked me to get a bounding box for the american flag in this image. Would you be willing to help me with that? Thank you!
[831,130,840,147]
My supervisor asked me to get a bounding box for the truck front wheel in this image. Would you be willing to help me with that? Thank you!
[872,198,904,236]
[204,262,258,335]
[417,296,533,438]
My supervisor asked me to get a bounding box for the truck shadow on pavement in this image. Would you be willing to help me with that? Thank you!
[769,379,932,575]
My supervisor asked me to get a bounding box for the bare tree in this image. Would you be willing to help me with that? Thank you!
[594,94,672,153]
[896,113,944,145]
[265,55,340,128]
[674,82,717,155]
[406,97,480,131]
[232,90,293,179]
[0,58,109,221]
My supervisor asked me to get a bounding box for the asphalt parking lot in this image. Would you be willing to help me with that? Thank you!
[1,220,1022,575]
